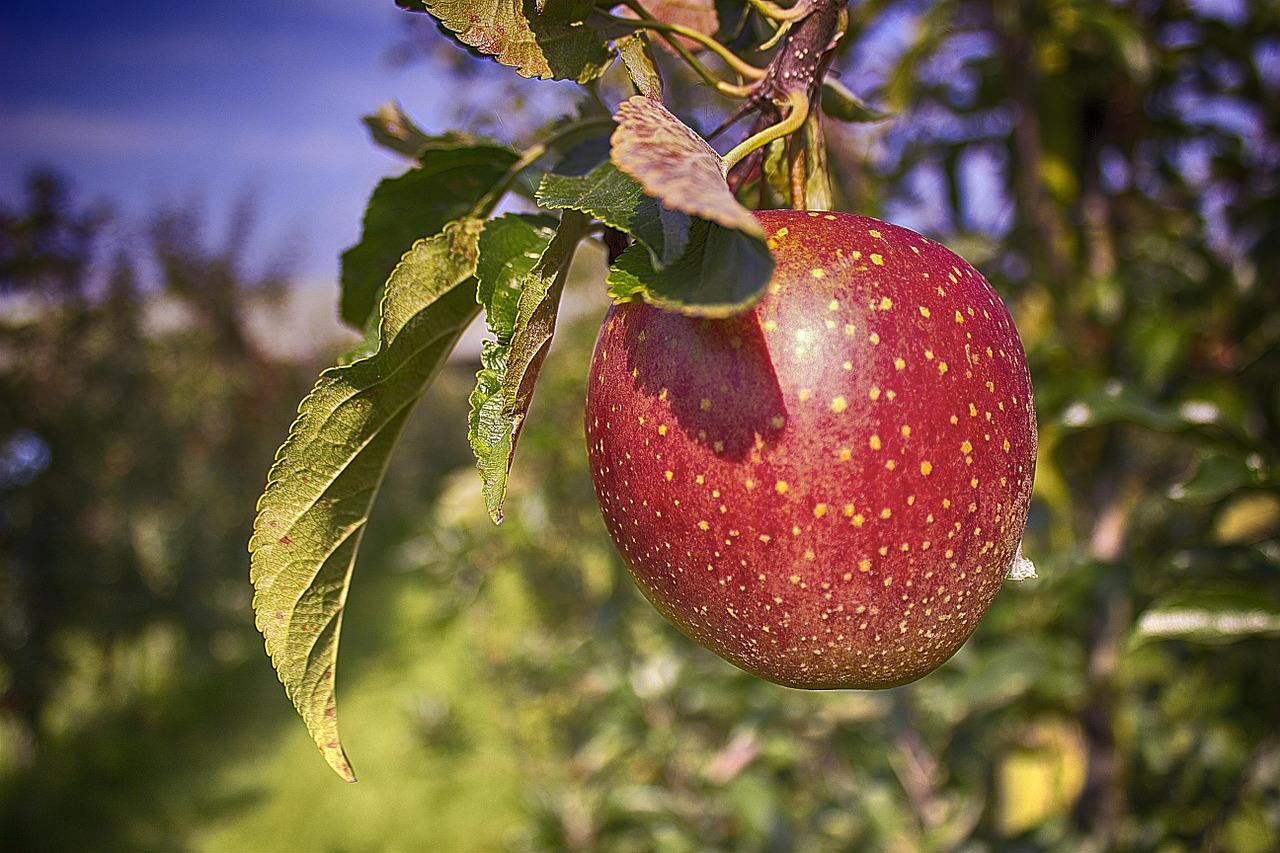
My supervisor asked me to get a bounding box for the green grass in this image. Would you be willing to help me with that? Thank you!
[197,561,540,853]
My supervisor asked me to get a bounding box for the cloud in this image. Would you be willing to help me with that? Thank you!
[0,0,456,279]
[0,103,390,172]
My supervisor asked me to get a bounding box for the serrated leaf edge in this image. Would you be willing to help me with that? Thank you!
[250,222,483,781]
[467,211,588,522]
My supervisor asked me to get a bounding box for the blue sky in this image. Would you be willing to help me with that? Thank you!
[4,0,1263,284]
[0,0,477,281]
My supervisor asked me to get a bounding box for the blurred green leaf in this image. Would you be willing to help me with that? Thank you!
[820,77,889,123]
[1055,380,1256,440]
[1170,449,1273,505]
[996,721,1086,836]
[1135,595,1280,645]
[1214,491,1280,545]
[1088,3,1153,82]
[250,218,485,780]
[917,636,1073,725]
[360,101,466,160]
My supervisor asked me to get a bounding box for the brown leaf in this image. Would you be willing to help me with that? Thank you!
[615,0,719,54]
[610,97,763,237]
[638,0,717,34]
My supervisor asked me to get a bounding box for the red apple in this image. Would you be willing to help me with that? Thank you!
[585,210,1036,689]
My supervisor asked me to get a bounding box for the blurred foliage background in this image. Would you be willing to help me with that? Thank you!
[2,0,1279,850]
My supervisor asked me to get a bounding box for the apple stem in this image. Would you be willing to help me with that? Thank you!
[745,0,816,24]
[720,0,844,190]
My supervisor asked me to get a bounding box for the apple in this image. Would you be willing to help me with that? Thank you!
[585,210,1037,689]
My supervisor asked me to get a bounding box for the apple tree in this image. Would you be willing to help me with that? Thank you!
[248,0,1045,783]
[249,14,1280,853]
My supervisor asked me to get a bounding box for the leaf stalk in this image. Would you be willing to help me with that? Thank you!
[721,90,809,173]
[610,3,767,81]
[745,0,815,23]
[471,116,616,218]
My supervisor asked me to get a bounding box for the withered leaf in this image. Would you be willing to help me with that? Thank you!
[610,96,762,238]
[622,0,719,54]
[417,0,616,82]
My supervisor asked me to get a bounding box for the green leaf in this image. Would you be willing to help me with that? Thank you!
[1056,381,1248,436]
[759,112,834,210]
[475,214,558,342]
[250,218,485,781]
[607,217,774,316]
[617,33,663,100]
[411,0,618,82]
[469,212,589,522]
[1169,448,1272,505]
[610,96,763,237]
[361,101,465,160]
[1214,491,1280,545]
[469,215,556,522]
[339,143,518,329]
[820,78,889,123]
[537,158,690,267]
[1135,594,1280,645]
[537,0,595,23]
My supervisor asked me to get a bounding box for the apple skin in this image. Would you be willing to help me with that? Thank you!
[585,210,1036,689]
